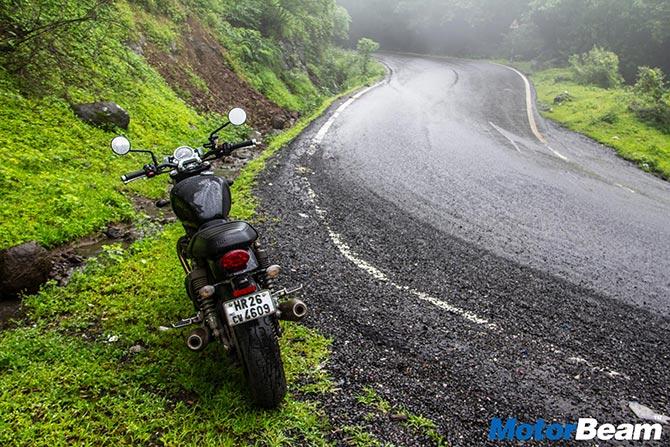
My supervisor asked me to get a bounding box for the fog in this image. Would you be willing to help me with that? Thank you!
[337,0,670,80]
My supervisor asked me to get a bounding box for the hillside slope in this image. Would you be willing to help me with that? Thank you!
[0,0,378,249]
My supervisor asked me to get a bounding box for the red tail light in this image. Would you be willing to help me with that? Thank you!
[219,249,250,272]
[233,284,257,298]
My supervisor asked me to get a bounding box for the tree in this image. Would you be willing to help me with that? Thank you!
[356,37,379,75]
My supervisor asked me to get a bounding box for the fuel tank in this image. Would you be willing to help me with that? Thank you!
[170,174,231,231]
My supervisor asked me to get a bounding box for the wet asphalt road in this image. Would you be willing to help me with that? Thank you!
[256,53,670,445]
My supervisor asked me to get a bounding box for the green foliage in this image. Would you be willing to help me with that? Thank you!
[0,0,381,248]
[569,46,623,89]
[532,67,670,178]
[355,386,447,446]
[634,66,667,102]
[630,66,670,132]
[356,37,380,75]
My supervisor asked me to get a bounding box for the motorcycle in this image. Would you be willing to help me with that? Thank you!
[110,108,307,408]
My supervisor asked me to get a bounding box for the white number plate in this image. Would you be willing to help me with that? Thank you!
[224,290,275,326]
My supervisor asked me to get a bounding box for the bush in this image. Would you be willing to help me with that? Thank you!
[629,99,670,133]
[634,66,666,102]
[569,46,623,89]
[356,37,379,75]
[629,66,670,132]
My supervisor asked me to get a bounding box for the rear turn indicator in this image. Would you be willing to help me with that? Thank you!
[219,249,250,272]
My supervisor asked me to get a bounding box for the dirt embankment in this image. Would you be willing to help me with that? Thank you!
[143,18,294,133]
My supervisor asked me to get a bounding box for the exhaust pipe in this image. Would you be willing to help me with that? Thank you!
[277,298,308,322]
[186,327,210,352]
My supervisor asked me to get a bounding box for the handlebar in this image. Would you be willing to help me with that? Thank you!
[121,168,147,183]
[120,139,256,184]
[226,139,256,152]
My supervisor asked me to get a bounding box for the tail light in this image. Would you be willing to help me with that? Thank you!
[233,284,257,298]
[219,249,250,272]
[231,275,257,298]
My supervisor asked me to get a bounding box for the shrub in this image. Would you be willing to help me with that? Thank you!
[356,37,380,75]
[629,66,670,132]
[629,100,670,133]
[569,46,623,89]
[634,66,666,102]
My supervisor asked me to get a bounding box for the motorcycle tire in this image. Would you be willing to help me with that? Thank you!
[233,315,287,408]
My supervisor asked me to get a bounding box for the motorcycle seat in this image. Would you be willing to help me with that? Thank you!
[188,220,258,259]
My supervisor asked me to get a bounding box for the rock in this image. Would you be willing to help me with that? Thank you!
[271,114,289,130]
[72,101,130,130]
[0,242,53,298]
[248,129,263,142]
[232,148,253,160]
[389,413,408,422]
[553,91,574,104]
[129,344,144,354]
[104,224,128,240]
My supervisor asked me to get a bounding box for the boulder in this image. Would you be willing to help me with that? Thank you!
[73,101,130,130]
[0,241,53,298]
[553,91,574,105]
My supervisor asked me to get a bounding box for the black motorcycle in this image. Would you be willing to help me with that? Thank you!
[110,108,307,408]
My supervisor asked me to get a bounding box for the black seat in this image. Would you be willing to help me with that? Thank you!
[188,220,258,259]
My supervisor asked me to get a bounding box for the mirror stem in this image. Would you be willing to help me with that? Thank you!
[131,149,159,166]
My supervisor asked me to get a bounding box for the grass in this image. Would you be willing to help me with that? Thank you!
[0,0,382,251]
[0,0,241,250]
[528,67,670,179]
[0,226,333,446]
[356,387,447,447]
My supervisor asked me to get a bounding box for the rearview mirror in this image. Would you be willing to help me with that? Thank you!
[111,136,131,156]
[228,108,247,126]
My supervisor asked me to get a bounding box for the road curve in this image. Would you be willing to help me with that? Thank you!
[256,53,670,445]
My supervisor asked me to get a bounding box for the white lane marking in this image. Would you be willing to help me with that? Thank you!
[489,122,522,153]
[302,70,629,381]
[614,183,637,194]
[493,63,547,144]
[313,83,383,145]
[547,145,569,161]
[305,182,498,330]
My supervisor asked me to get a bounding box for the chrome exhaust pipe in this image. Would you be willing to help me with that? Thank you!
[277,298,308,322]
[186,327,210,352]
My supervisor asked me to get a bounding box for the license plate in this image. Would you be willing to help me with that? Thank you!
[224,290,275,326]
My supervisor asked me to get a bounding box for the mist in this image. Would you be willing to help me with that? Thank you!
[337,0,670,81]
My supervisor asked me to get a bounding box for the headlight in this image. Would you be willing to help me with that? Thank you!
[174,146,195,161]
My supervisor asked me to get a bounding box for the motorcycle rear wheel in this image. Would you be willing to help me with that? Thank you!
[233,316,287,408]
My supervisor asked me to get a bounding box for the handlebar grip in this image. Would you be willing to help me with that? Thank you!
[121,169,146,183]
[227,139,257,151]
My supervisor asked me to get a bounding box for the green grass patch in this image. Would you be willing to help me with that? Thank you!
[356,387,447,447]
[0,224,334,446]
[341,425,387,447]
[528,67,670,179]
